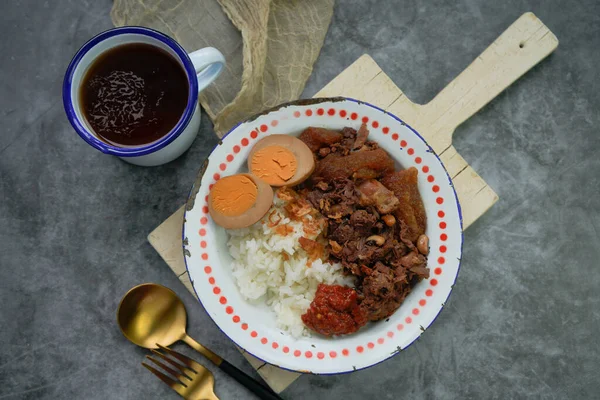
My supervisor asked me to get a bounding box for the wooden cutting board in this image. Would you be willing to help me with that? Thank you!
[148,12,557,394]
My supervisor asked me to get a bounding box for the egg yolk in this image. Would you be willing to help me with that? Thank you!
[250,145,298,186]
[210,175,258,216]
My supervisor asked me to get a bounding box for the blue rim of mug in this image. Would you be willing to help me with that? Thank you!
[62,26,198,157]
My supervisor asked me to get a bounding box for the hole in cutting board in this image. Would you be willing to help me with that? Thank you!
[519,42,525,48]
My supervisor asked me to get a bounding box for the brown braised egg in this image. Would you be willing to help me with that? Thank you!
[208,173,274,229]
[248,134,315,187]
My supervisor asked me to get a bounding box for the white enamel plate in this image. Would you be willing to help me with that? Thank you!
[183,98,463,374]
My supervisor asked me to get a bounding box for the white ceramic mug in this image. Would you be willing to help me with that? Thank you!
[63,26,225,166]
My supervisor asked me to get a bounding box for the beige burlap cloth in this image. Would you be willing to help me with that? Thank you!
[111,0,334,136]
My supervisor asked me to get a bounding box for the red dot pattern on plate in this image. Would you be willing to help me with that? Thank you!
[195,107,457,360]
[208,184,214,190]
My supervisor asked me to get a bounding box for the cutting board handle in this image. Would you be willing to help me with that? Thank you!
[423,12,558,147]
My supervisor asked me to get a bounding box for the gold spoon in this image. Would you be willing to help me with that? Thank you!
[117,283,282,400]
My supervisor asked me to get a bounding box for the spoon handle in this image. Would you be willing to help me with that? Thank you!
[219,359,283,400]
[182,334,222,365]
[182,334,283,400]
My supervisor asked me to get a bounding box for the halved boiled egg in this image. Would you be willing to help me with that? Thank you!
[208,173,273,229]
[248,134,315,187]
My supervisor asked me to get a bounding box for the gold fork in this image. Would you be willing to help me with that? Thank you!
[142,344,219,400]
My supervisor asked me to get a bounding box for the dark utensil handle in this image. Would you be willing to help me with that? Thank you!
[219,360,283,400]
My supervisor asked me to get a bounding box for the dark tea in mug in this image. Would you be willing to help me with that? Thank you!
[79,43,189,146]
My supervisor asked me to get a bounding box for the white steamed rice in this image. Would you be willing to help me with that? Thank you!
[227,194,352,337]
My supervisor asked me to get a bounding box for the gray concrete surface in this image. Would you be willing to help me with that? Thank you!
[1,0,598,399]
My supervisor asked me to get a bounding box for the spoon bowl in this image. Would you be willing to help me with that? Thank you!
[117,283,187,349]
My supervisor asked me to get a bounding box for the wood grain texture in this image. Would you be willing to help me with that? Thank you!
[148,12,557,393]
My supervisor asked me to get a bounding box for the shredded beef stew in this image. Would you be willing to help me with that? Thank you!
[296,124,429,336]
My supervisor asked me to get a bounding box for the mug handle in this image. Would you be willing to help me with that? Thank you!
[188,47,225,93]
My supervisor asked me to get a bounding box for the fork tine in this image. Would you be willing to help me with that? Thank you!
[150,350,196,380]
[142,362,187,397]
[157,344,203,372]
[146,355,192,384]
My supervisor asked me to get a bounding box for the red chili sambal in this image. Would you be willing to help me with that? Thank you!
[301,284,368,336]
